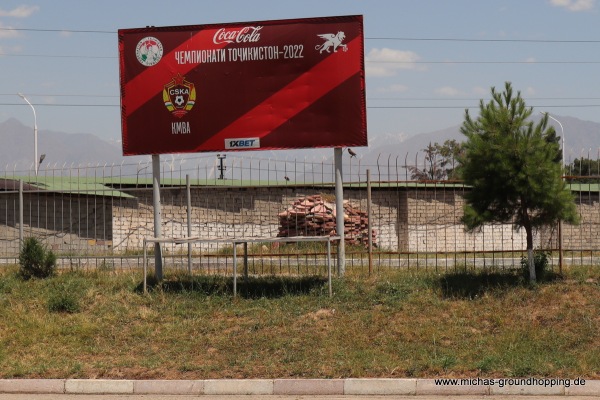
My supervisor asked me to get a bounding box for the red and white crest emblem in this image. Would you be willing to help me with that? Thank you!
[163,74,196,118]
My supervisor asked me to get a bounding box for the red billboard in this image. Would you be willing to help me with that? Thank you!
[118,15,366,155]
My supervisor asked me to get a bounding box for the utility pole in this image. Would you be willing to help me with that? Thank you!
[217,154,226,179]
[18,93,38,176]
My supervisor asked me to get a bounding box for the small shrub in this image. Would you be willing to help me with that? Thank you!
[18,238,57,280]
[47,274,88,313]
[511,360,535,377]
[520,251,549,282]
[0,270,19,294]
[375,280,409,302]
[439,355,457,370]
[48,291,80,313]
[476,356,496,373]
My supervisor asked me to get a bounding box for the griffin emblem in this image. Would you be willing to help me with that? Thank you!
[315,32,348,54]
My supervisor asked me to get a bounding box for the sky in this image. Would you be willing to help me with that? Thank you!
[1,0,600,147]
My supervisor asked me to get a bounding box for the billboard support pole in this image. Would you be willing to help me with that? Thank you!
[186,174,192,275]
[367,169,373,275]
[334,147,345,276]
[152,154,163,281]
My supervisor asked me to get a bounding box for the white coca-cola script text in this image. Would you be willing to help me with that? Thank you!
[213,26,263,45]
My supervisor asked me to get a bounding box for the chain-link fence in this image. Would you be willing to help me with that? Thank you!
[1,153,599,274]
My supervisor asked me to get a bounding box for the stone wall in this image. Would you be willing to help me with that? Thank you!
[401,188,536,253]
[0,192,112,255]
[1,185,596,256]
[111,186,544,253]
[540,191,600,251]
[113,187,328,252]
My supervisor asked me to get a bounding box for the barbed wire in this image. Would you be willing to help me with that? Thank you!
[3,27,600,43]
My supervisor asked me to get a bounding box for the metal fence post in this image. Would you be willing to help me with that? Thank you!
[186,174,192,274]
[152,154,163,281]
[19,179,24,248]
[334,148,345,276]
[367,169,373,275]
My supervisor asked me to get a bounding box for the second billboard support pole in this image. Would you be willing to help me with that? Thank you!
[334,148,345,276]
[152,154,163,281]
[186,174,192,275]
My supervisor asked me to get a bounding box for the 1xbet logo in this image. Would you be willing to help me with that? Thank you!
[225,138,260,149]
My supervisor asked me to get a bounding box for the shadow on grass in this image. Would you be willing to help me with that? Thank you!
[438,269,562,299]
[137,274,327,299]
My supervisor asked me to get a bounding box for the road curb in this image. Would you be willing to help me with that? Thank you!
[344,378,416,395]
[65,379,133,394]
[0,378,597,396]
[134,379,204,395]
[416,378,489,396]
[273,379,344,395]
[0,379,65,394]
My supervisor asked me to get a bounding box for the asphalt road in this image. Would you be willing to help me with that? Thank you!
[0,395,599,400]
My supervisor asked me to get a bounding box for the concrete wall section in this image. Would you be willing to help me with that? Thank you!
[1,185,597,255]
[111,186,549,254]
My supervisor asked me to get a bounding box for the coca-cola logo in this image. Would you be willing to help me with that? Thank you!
[213,26,263,45]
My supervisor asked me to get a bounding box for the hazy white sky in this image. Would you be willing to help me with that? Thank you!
[1,0,600,146]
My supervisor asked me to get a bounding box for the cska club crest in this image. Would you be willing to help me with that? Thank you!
[163,74,196,118]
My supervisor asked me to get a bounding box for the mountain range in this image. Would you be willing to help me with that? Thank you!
[1,115,599,176]
[364,115,600,166]
[0,118,128,171]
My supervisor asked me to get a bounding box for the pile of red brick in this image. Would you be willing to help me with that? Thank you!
[277,195,376,247]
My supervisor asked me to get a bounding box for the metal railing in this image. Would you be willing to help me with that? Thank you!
[1,153,599,273]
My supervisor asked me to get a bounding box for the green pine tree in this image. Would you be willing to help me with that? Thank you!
[459,82,579,283]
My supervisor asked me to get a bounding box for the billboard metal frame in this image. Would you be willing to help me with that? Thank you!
[119,15,366,278]
[118,15,366,155]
